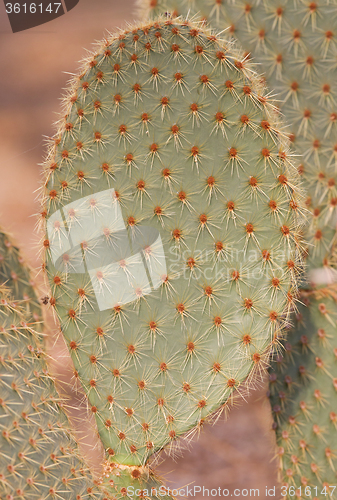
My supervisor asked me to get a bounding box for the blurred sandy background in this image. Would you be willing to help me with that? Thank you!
[0,1,279,497]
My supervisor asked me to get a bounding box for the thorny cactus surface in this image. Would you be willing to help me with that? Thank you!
[41,16,305,494]
[0,229,105,500]
[140,0,337,274]
[268,287,337,499]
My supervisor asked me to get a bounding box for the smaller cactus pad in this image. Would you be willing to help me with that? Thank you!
[0,230,41,323]
[0,285,105,500]
[268,287,337,499]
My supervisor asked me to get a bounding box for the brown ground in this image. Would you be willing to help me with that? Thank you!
[0,1,279,497]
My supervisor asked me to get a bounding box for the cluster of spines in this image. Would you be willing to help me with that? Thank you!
[97,462,175,500]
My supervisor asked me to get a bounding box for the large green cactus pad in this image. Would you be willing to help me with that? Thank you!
[268,287,337,498]
[42,18,304,468]
[140,0,337,273]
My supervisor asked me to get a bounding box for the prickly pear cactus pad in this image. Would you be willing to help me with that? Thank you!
[42,18,304,470]
[139,0,337,272]
[268,287,337,499]
[0,286,105,500]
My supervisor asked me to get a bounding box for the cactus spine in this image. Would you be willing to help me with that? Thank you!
[41,16,304,495]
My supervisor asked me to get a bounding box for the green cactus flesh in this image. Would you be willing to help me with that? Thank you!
[140,0,337,273]
[268,287,337,498]
[0,284,106,500]
[42,18,304,468]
